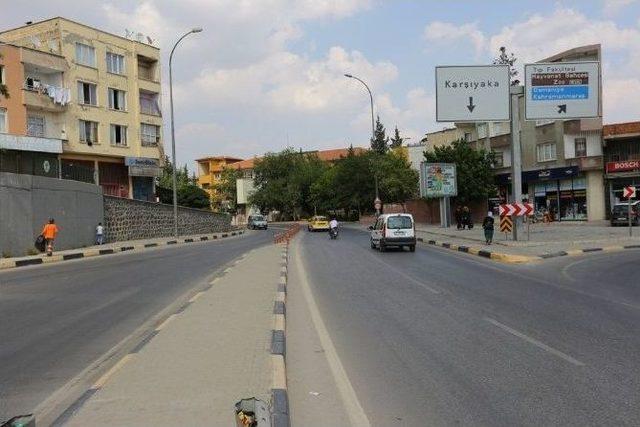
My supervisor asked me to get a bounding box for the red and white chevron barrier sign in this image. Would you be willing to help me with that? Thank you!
[499,202,534,217]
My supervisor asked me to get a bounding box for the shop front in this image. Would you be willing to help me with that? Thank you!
[496,166,589,221]
[125,157,161,201]
[605,160,640,214]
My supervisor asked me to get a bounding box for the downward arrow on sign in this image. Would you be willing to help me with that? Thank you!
[467,97,475,112]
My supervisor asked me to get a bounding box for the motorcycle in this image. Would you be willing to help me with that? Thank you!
[329,227,339,239]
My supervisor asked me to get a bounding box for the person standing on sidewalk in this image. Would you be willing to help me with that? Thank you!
[96,222,105,245]
[482,211,495,245]
[41,218,59,256]
[461,206,471,230]
[455,206,463,230]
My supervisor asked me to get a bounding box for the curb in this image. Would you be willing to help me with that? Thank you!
[417,237,640,264]
[271,242,290,427]
[0,230,245,271]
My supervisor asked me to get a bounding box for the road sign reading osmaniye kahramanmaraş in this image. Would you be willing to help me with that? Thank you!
[524,61,600,120]
[435,65,510,122]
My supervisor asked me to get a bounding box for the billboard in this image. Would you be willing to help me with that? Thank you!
[420,162,457,198]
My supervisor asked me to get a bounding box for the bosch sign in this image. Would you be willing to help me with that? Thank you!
[606,160,640,173]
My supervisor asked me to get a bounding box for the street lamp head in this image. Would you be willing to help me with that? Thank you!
[344,73,353,78]
[191,27,203,33]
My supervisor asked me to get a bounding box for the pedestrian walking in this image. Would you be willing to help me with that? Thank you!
[96,222,105,245]
[482,211,495,245]
[41,218,59,256]
[455,206,462,230]
[461,206,471,230]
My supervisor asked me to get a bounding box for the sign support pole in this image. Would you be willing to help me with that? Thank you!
[629,197,633,237]
[509,85,524,241]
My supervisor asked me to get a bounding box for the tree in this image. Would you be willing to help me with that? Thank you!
[249,149,328,219]
[377,150,419,208]
[155,155,211,209]
[370,116,389,154]
[493,46,519,86]
[423,139,495,203]
[213,167,241,213]
[389,126,404,148]
[0,53,9,99]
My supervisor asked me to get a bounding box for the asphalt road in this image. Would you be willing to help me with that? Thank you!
[0,229,277,422]
[290,226,640,426]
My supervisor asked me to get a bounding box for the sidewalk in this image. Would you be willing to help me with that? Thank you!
[0,229,244,270]
[56,243,281,426]
[414,221,640,261]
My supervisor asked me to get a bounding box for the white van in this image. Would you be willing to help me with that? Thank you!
[369,213,416,252]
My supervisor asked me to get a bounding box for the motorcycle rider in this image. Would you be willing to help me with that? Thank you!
[329,217,339,238]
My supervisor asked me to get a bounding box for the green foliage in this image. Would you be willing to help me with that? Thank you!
[423,139,496,203]
[178,184,211,209]
[493,46,519,85]
[376,150,419,204]
[249,149,329,219]
[389,126,404,148]
[155,155,211,209]
[213,167,242,213]
[370,116,389,154]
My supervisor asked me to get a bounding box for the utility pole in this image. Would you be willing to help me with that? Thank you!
[510,85,524,241]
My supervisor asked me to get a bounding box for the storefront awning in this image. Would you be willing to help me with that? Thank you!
[0,134,63,154]
[495,166,580,185]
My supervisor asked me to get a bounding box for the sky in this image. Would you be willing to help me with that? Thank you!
[2,0,640,169]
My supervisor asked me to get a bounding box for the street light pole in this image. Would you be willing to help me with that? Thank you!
[344,73,380,214]
[169,27,203,237]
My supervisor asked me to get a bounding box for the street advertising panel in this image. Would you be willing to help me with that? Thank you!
[420,162,457,198]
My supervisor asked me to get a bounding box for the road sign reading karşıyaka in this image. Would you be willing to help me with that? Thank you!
[435,65,510,122]
[524,61,600,120]
[420,163,457,198]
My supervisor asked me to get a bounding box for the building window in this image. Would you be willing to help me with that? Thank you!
[110,124,127,146]
[106,52,125,75]
[537,142,556,162]
[575,137,587,157]
[27,115,45,137]
[0,65,5,85]
[78,81,98,106]
[139,90,161,115]
[79,120,98,144]
[492,151,504,168]
[464,132,472,142]
[75,43,96,67]
[141,123,160,146]
[137,55,158,81]
[108,88,126,111]
[0,108,6,133]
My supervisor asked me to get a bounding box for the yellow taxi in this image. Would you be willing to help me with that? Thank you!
[308,215,330,232]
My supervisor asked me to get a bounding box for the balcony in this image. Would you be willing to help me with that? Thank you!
[23,86,70,112]
[139,90,161,116]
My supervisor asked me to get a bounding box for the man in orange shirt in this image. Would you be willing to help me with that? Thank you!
[42,218,59,256]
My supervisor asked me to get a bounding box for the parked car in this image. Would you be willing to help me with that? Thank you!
[610,202,640,226]
[308,215,330,232]
[247,215,268,230]
[369,213,416,252]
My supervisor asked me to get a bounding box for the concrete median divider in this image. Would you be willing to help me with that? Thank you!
[271,242,290,427]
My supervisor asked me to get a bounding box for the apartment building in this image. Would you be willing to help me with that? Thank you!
[0,17,163,200]
[195,156,243,206]
[456,44,605,221]
[0,42,66,177]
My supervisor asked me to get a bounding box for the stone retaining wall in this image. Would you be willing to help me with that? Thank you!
[104,196,231,242]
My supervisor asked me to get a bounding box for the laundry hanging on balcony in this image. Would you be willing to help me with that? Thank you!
[43,84,71,106]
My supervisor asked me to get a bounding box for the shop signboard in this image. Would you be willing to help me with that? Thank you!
[606,160,640,173]
[420,162,457,198]
[524,61,600,120]
[125,157,161,177]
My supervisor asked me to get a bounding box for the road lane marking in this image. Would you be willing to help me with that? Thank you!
[484,317,585,366]
[155,314,177,331]
[295,244,372,427]
[91,354,134,389]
